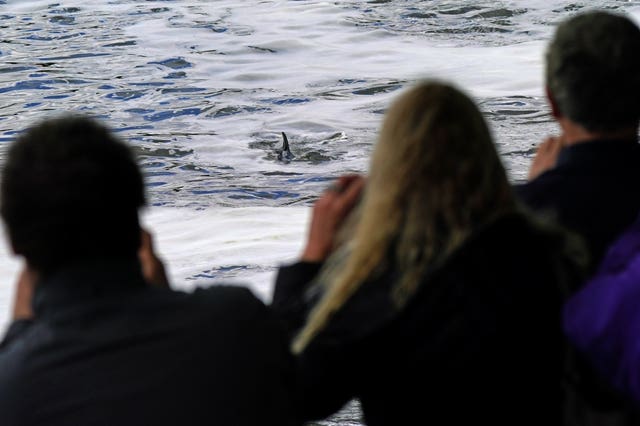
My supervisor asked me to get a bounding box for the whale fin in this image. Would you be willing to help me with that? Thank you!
[277,132,294,162]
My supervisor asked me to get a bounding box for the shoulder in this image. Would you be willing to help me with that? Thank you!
[514,170,570,210]
[460,211,562,253]
[192,284,261,303]
[598,217,640,274]
[0,320,35,381]
[501,211,586,265]
[0,319,34,351]
[188,284,269,317]
[454,211,587,285]
[165,285,290,355]
[189,285,292,358]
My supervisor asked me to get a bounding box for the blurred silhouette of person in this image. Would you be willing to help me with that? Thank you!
[516,11,640,424]
[517,10,640,272]
[272,81,585,426]
[0,115,299,426]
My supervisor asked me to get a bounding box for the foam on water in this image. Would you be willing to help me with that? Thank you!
[0,206,311,333]
[140,206,310,300]
[1,1,640,423]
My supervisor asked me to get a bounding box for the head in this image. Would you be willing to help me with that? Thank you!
[546,10,640,133]
[1,115,146,277]
[293,81,515,352]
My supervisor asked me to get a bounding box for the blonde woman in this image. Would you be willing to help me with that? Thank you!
[272,81,585,426]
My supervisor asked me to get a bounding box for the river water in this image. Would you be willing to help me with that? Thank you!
[1,1,639,424]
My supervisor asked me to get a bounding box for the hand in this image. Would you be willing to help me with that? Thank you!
[301,174,365,262]
[139,229,170,288]
[528,136,564,181]
[12,266,37,320]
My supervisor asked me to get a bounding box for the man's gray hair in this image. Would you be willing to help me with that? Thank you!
[546,10,640,132]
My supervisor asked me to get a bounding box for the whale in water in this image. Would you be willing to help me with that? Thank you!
[277,132,294,162]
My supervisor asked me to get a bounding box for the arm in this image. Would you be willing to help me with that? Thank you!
[270,176,366,420]
[271,175,365,334]
[294,335,364,421]
[271,261,323,337]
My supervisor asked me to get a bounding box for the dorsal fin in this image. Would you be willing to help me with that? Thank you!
[281,132,290,152]
[278,132,294,162]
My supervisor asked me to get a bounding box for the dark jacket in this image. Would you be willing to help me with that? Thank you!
[0,259,298,426]
[517,138,640,424]
[516,138,640,271]
[272,212,583,426]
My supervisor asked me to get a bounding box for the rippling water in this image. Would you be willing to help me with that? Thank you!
[1,1,639,424]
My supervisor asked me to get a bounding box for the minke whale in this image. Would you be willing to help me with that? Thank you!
[277,132,294,162]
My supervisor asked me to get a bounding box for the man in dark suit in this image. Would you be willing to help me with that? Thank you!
[517,10,640,271]
[0,116,299,426]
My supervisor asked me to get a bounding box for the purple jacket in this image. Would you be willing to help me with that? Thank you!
[564,217,640,402]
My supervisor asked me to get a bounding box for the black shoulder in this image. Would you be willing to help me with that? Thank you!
[188,284,278,322]
[193,284,257,300]
[190,284,263,307]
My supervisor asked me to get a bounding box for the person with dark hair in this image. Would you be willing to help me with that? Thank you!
[1,116,146,275]
[517,10,640,271]
[516,10,640,424]
[271,80,586,426]
[0,115,299,426]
